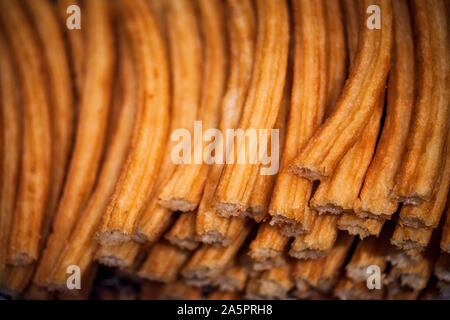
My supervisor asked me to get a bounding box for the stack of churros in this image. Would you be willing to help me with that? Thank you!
[0,0,448,300]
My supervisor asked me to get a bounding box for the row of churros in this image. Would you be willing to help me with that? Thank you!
[0,0,448,300]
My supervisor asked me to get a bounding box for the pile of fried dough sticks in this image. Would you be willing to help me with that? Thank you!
[0,0,449,300]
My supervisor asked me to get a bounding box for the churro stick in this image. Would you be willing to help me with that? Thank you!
[159,281,202,300]
[355,0,414,220]
[245,264,294,300]
[182,222,252,287]
[57,0,84,97]
[133,0,201,243]
[386,229,441,290]
[334,277,385,300]
[289,215,338,260]
[214,264,248,292]
[34,0,114,285]
[337,213,385,239]
[268,0,327,235]
[441,206,450,253]
[309,94,384,215]
[341,0,362,69]
[398,139,449,229]
[0,0,52,266]
[214,0,289,217]
[49,30,137,290]
[96,241,141,269]
[293,233,354,293]
[26,0,75,237]
[158,0,227,212]
[386,248,422,268]
[248,223,289,271]
[390,225,434,252]
[98,0,170,246]
[392,0,450,205]
[290,0,393,182]
[345,226,393,282]
[0,32,20,284]
[138,242,190,283]
[165,212,198,251]
[324,0,347,115]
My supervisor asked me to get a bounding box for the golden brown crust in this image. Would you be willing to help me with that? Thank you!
[158,0,227,212]
[309,94,384,215]
[99,0,169,245]
[337,213,385,239]
[441,206,450,253]
[159,281,203,300]
[341,0,362,68]
[392,0,450,204]
[268,0,327,235]
[34,0,115,285]
[49,32,137,289]
[248,223,289,271]
[390,224,433,251]
[134,0,202,243]
[195,0,255,245]
[138,242,190,283]
[182,222,251,286]
[95,241,141,269]
[0,31,20,283]
[245,264,294,300]
[355,0,415,219]
[214,0,289,217]
[165,212,198,251]
[293,233,353,292]
[290,0,393,181]
[289,215,338,260]
[215,264,248,292]
[0,0,52,266]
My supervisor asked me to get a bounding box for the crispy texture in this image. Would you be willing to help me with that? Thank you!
[324,0,347,115]
[334,277,384,300]
[390,224,433,251]
[310,94,384,215]
[293,233,354,292]
[337,213,385,239]
[158,0,227,212]
[134,0,202,243]
[49,33,136,290]
[341,0,362,68]
[98,0,170,246]
[138,242,190,283]
[57,0,83,97]
[0,0,52,266]
[398,139,449,228]
[246,264,294,300]
[386,247,422,268]
[0,31,20,283]
[182,222,251,287]
[34,0,114,285]
[95,241,141,269]
[289,215,338,260]
[165,212,198,251]
[25,0,75,237]
[268,0,327,235]
[215,264,249,292]
[355,0,415,219]
[248,223,289,271]
[392,0,450,204]
[290,0,393,181]
[214,0,289,217]
[193,0,255,246]
[441,206,450,253]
